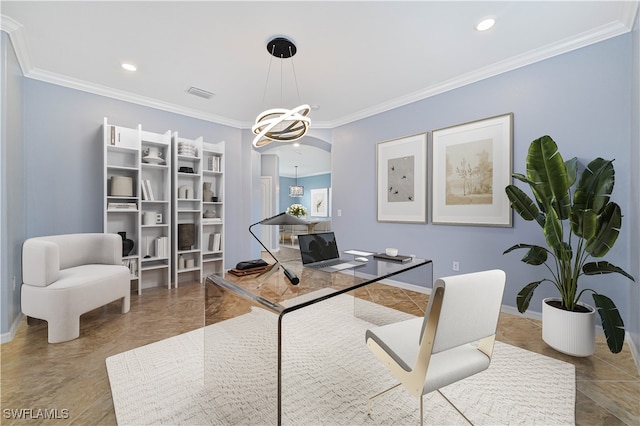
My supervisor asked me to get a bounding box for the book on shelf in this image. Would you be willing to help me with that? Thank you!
[108,202,137,210]
[145,179,155,201]
[207,156,221,172]
[154,236,169,258]
[141,180,149,200]
[122,258,138,278]
[209,233,221,252]
[202,218,222,224]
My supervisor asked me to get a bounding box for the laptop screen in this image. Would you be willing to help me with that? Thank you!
[298,232,340,264]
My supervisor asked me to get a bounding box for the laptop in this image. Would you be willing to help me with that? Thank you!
[298,232,364,272]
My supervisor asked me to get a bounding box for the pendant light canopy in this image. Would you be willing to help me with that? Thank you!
[252,37,311,148]
[289,166,304,197]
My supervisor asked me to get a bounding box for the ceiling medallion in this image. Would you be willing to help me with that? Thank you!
[252,37,311,148]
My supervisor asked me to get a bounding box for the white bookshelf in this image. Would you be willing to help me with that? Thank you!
[103,118,172,294]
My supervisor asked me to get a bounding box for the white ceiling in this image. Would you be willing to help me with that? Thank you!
[1,1,638,177]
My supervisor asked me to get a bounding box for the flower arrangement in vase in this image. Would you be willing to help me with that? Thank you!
[286,203,307,218]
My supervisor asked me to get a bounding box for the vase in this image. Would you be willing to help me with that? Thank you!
[203,182,214,202]
[118,231,134,256]
[178,224,195,250]
[542,297,595,357]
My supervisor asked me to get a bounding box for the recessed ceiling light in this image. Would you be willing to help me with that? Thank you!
[121,63,137,72]
[476,18,495,32]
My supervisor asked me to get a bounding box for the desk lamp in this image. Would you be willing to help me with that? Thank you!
[249,212,308,285]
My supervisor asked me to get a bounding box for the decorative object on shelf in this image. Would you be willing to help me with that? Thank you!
[203,182,214,202]
[118,232,134,257]
[252,36,311,147]
[178,254,185,269]
[203,209,216,218]
[504,135,636,355]
[110,176,133,197]
[289,165,304,197]
[178,185,191,199]
[143,211,157,225]
[178,224,195,250]
[286,203,307,218]
[177,141,196,157]
[142,147,164,164]
[376,133,427,223]
[431,113,513,226]
[178,166,194,174]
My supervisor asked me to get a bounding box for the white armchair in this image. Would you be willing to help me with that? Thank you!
[365,269,506,424]
[21,233,131,343]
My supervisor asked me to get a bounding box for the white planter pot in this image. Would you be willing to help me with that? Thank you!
[542,297,595,357]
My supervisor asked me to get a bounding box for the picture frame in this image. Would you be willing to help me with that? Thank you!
[431,113,513,227]
[310,188,329,217]
[376,133,428,223]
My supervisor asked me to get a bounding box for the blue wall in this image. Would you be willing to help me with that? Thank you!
[0,31,26,339]
[279,173,331,217]
[331,34,637,333]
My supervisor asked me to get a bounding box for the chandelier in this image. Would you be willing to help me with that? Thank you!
[289,166,304,197]
[252,37,311,148]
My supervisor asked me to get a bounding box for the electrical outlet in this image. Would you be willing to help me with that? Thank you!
[452,261,460,271]
[337,209,342,217]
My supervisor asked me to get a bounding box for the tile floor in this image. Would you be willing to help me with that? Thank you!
[1,259,638,425]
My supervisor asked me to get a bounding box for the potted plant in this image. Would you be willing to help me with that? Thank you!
[504,135,635,355]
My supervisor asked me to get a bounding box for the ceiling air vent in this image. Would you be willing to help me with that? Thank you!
[186,86,215,99]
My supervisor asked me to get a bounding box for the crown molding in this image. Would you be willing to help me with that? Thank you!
[329,19,634,128]
[2,11,636,131]
[25,67,244,128]
[1,15,33,73]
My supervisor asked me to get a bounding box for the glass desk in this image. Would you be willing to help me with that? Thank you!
[205,253,432,425]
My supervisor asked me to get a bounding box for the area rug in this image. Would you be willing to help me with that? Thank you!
[106,293,575,425]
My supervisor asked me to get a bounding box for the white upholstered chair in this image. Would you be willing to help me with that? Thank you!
[21,233,131,343]
[365,269,506,425]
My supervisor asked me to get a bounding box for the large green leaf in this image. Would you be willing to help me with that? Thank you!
[516,281,543,312]
[592,293,625,353]
[586,203,621,257]
[526,136,571,218]
[574,158,614,215]
[565,157,578,187]
[504,244,549,264]
[505,185,544,226]
[583,261,636,281]
[570,208,597,240]
[543,208,564,253]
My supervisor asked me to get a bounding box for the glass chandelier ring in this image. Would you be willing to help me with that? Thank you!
[252,104,311,147]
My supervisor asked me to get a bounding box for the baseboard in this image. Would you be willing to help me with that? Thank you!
[0,312,24,344]
[376,277,432,294]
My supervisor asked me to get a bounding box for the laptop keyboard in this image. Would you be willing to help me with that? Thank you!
[307,258,346,269]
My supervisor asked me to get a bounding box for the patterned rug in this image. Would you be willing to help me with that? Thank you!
[106,293,575,425]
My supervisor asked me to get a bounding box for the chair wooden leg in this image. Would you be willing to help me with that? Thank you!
[420,395,424,426]
[367,383,401,416]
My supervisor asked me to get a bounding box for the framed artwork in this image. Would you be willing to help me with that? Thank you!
[431,113,513,227]
[376,133,428,223]
[310,188,328,217]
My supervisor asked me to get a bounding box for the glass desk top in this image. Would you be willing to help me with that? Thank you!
[206,253,432,317]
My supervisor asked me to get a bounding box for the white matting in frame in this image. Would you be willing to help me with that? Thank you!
[431,113,513,227]
[310,188,328,217]
[376,133,427,223]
